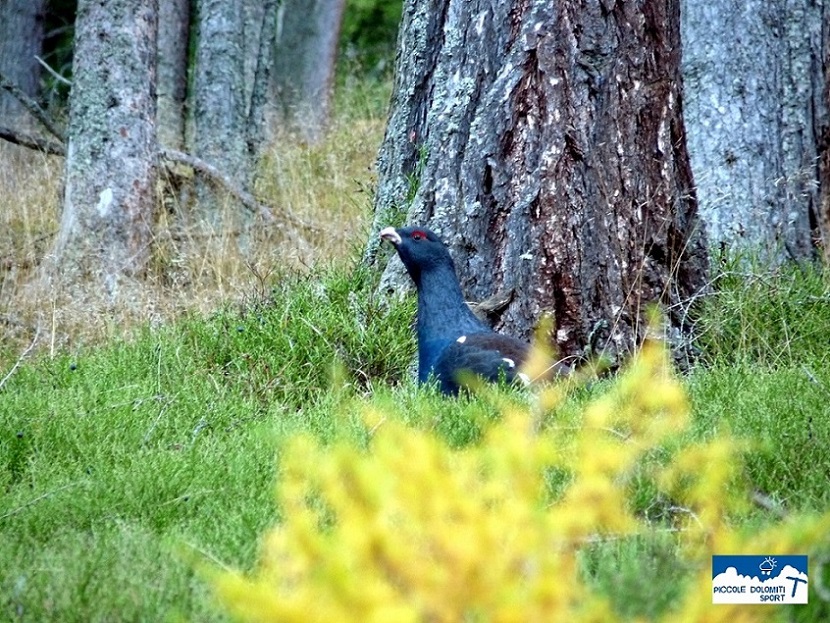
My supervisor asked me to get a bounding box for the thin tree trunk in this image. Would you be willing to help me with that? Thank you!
[189,0,248,223]
[52,0,158,301]
[681,0,828,263]
[247,0,280,155]
[370,0,708,367]
[820,24,830,263]
[157,0,189,150]
[273,0,346,143]
[0,0,47,128]
[243,0,266,118]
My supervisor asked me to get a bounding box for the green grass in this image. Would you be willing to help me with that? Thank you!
[0,263,414,622]
[580,533,695,620]
[693,259,830,368]
[689,259,830,511]
[1,259,830,621]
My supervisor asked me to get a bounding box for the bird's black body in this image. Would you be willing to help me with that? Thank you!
[380,225,533,395]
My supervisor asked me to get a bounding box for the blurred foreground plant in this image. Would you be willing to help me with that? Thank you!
[212,337,829,622]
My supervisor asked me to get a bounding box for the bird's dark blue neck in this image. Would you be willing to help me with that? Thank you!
[414,262,487,379]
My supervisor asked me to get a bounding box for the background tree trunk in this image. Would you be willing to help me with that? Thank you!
[189,0,248,223]
[242,0,266,116]
[52,0,158,301]
[0,0,47,127]
[681,0,828,262]
[821,33,830,262]
[246,0,280,155]
[273,0,346,144]
[370,0,708,366]
[157,0,189,150]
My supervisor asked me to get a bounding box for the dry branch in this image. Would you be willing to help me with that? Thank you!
[0,325,41,392]
[0,125,65,156]
[160,148,319,232]
[35,55,73,87]
[160,148,277,223]
[0,70,66,141]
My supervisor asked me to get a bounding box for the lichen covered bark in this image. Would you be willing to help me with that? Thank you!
[55,0,158,301]
[0,0,47,126]
[681,0,828,261]
[372,0,708,365]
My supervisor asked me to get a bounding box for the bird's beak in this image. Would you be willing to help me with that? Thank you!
[379,227,401,245]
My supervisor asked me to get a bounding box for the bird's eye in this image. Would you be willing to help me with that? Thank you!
[411,230,426,241]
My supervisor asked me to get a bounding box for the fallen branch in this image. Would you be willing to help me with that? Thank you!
[0,125,65,156]
[160,148,319,232]
[751,490,787,519]
[0,325,41,392]
[0,70,66,142]
[160,148,278,223]
[802,365,830,399]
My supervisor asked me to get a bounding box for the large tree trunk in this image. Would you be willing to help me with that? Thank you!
[273,0,346,144]
[52,0,158,301]
[681,0,828,263]
[369,0,708,366]
[157,0,189,150]
[0,0,47,127]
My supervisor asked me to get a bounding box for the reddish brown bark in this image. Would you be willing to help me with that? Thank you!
[370,0,708,366]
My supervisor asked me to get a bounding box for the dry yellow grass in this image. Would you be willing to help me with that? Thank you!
[0,80,390,352]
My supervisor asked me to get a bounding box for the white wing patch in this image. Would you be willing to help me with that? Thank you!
[516,372,531,386]
[457,335,467,343]
[502,357,515,368]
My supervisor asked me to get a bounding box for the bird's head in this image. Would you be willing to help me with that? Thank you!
[379,226,454,283]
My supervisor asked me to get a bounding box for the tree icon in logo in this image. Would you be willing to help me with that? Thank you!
[759,557,777,576]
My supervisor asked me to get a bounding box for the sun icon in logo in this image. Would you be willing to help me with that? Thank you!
[759,557,777,576]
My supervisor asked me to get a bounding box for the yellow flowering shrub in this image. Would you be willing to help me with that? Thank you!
[212,338,829,622]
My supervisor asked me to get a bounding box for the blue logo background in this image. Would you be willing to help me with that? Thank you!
[712,555,808,581]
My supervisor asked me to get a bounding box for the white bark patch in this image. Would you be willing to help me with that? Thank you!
[96,188,114,218]
[475,11,487,36]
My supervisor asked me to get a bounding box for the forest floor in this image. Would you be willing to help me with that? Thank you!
[1,76,830,621]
